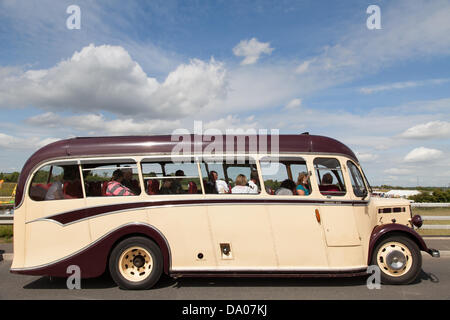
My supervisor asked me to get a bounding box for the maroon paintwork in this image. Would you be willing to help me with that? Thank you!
[367,223,429,264]
[15,134,358,208]
[47,199,367,225]
[10,224,171,277]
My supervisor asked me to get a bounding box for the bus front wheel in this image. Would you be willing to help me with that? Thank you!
[371,235,422,285]
[109,236,163,290]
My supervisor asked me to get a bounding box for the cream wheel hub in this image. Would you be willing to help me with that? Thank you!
[376,242,413,277]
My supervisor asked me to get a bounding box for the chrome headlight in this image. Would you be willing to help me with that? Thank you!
[411,215,423,228]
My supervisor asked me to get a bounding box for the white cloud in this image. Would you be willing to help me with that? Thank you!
[284,98,302,110]
[232,38,274,65]
[359,79,450,94]
[356,152,378,162]
[399,121,450,139]
[288,1,450,95]
[295,60,314,74]
[211,65,301,114]
[385,176,399,181]
[0,133,59,150]
[0,44,227,119]
[26,112,180,136]
[0,1,183,76]
[404,147,443,162]
[384,168,413,175]
[203,115,260,132]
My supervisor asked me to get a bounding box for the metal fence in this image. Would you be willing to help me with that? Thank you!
[411,202,450,208]
[0,213,13,225]
[411,203,450,230]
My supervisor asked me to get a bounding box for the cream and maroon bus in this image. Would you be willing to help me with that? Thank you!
[10,134,439,289]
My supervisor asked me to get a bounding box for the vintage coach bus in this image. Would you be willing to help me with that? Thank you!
[10,134,439,289]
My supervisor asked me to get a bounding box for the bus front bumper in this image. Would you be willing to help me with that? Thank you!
[428,248,440,258]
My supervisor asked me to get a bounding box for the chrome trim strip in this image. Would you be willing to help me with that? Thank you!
[170,266,368,272]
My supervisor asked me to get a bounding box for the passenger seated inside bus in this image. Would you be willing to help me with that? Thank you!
[204,171,218,194]
[248,170,260,193]
[170,170,185,194]
[160,179,174,194]
[121,167,141,195]
[319,173,340,194]
[188,181,198,194]
[275,179,296,195]
[205,170,229,194]
[296,172,310,196]
[215,174,229,194]
[147,179,160,195]
[45,166,82,200]
[106,169,135,196]
[231,174,257,194]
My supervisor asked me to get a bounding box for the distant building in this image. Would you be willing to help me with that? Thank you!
[384,190,421,198]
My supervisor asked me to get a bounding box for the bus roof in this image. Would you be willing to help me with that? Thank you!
[15,134,358,207]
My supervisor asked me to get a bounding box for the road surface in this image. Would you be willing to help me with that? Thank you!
[0,254,448,300]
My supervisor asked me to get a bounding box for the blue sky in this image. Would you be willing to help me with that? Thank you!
[0,0,449,187]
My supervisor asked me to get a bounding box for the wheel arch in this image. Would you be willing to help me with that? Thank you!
[367,224,428,265]
[106,228,171,275]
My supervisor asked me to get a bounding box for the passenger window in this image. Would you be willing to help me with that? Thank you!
[347,161,368,198]
[29,163,83,201]
[260,157,310,196]
[141,160,202,195]
[200,159,260,194]
[82,162,140,197]
[313,158,346,196]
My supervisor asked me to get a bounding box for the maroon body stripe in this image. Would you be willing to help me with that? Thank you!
[10,224,171,278]
[40,198,368,225]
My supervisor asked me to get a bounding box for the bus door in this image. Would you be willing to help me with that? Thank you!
[260,157,329,269]
[314,157,361,247]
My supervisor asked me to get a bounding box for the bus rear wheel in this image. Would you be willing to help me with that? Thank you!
[109,236,163,290]
[371,235,422,285]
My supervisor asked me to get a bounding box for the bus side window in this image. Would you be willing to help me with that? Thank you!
[347,161,367,198]
[29,164,83,201]
[313,158,347,197]
[82,162,140,197]
[260,157,310,196]
[141,160,202,195]
[200,159,260,194]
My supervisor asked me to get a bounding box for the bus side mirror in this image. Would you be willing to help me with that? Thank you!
[361,189,368,200]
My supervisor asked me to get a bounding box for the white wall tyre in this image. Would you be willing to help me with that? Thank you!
[109,236,163,290]
[371,235,422,285]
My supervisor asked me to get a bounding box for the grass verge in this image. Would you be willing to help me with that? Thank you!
[413,207,450,216]
[0,225,13,243]
[417,229,450,236]
[414,207,450,236]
